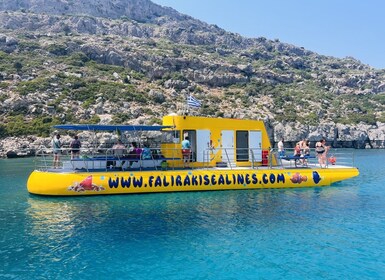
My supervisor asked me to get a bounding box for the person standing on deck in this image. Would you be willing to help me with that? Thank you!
[278,138,285,157]
[181,136,191,168]
[315,138,329,168]
[52,134,61,168]
[70,135,81,159]
[301,139,310,165]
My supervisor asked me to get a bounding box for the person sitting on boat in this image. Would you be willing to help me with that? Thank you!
[112,139,126,170]
[70,135,81,159]
[52,133,61,168]
[127,142,142,167]
[181,136,191,167]
[141,144,152,160]
[315,138,329,168]
[127,142,141,158]
[277,138,285,157]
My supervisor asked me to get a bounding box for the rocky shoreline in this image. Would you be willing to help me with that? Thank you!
[0,1,385,159]
[1,120,384,158]
[269,121,385,149]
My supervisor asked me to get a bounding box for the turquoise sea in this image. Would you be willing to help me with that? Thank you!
[1,150,384,279]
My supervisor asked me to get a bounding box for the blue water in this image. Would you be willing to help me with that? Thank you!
[1,150,385,279]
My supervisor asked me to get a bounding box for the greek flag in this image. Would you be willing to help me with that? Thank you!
[187,95,201,108]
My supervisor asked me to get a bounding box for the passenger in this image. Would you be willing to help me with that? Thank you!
[113,139,126,156]
[52,133,61,168]
[127,142,141,167]
[152,148,163,159]
[315,138,328,168]
[112,139,126,170]
[299,138,306,148]
[70,135,81,159]
[302,140,310,156]
[141,144,152,160]
[181,136,191,168]
[293,142,302,166]
[128,142,142,158]
[277,138,285,157]
[294,142,301,156]
[128,142,136,157]
[301,140,310,165]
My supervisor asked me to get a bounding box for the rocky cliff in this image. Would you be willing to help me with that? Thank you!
[0,0,186,22]
[0,0,385,156]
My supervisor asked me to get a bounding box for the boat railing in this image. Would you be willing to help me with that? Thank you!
[325,148,356,167]
[202,147,261,170]
[203,147,356,169]
[34,145,52,170]
[33,145,356,172]
[34,146,107,171]
[272,148,356,168]
[33,146,182,172]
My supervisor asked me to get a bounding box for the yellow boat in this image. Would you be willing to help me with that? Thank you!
[27,115,359,196]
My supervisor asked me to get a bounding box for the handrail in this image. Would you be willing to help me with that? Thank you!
[274,147,356,168]
[33,145,356,172]
[223,148,232,170]
[250,149,256,169]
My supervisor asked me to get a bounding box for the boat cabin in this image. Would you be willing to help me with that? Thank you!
[161,115,273,168]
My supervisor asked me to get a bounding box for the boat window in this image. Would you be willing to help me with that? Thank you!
[236,130,249,161]
[161,130,180,144]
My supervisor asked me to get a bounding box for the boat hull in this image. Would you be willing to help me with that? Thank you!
[27,167,359,196]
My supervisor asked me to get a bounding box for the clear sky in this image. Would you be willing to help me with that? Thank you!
[152,0,385,69]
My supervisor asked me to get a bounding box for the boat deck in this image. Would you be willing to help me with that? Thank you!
[42,162,351,173]
[34,146,356,174]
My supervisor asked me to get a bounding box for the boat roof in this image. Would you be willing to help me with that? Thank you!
[53,124,173,131]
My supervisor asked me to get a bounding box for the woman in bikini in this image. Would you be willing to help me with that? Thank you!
[315,138,328,168]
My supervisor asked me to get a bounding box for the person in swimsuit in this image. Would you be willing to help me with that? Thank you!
[315,138,328,168]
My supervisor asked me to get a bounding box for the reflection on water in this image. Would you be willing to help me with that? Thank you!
[1,150,385,279]
[24,184,362,245]
[27,198,87,241]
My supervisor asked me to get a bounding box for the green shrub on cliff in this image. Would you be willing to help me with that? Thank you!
[3,116,61,137]
[16,78,51,96]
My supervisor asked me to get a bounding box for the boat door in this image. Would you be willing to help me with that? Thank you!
[236,131,249,161]
[196,130,210,162]
[221,130,234,162]
[249,130,262,162]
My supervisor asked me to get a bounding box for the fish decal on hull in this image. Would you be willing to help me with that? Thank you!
[68,176,105,192]
[290,172,307,184]
[312,171,321,184]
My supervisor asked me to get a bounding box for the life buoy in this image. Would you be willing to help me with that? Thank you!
[328,156,336,165]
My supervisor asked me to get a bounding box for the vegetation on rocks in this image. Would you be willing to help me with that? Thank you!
[0,0,385,152]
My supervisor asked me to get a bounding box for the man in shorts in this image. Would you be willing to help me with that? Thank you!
[181,136,191,168]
